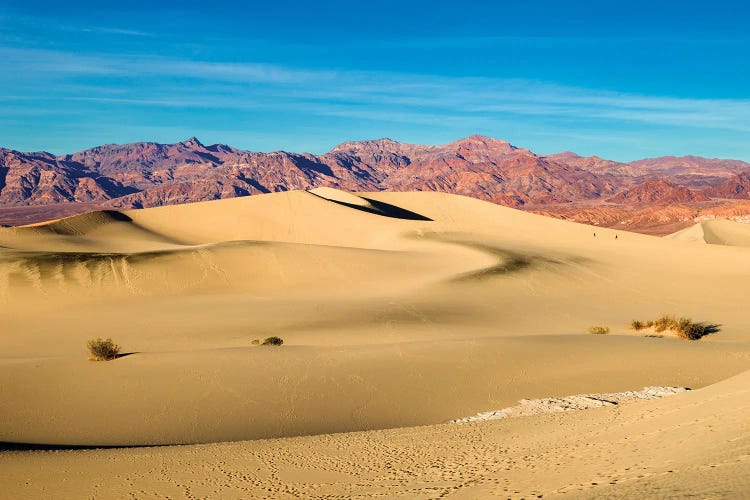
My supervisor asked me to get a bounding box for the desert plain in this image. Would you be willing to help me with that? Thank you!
[1,188,749,498]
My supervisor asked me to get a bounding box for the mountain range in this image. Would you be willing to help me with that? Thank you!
[2,134,749,233]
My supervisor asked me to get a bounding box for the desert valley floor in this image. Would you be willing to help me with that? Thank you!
[1,189,749,498]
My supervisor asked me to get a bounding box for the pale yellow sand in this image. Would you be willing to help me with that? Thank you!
[666,217,750,246]
[2,366,748,499]
[1,190,749,497]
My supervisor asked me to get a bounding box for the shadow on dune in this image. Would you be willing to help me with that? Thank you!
[41,210,190,245]
[113,352,138,359]
[1,250,176,287]
[0,441,163,452]
[432,240,591,283]
[361,197,433,221]
[96,210,132,222]
[704,324,722,335]
[696,323,722,339]
[266,301,472,337]
[309,192,432,221]
[0,442,114,452]
[1,239,266,269]
[45,210,133,234]
[0,241,270,291]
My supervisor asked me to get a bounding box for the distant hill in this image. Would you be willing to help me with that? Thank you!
[2,135,750,233]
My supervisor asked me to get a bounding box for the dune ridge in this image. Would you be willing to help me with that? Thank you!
[667,217,750,246]
[0,188,749,452]
[1,367,748,498]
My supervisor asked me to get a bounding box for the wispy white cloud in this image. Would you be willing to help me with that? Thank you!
[365,34,750,50]
[0,47,330,83]
[0,14,153,38]
[79,26,153,37]
[2,46,750,135]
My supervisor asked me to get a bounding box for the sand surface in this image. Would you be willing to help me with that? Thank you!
[451,386,690,422]
[2,368,748,499]
[667,217,750,246]
[1,189,749,497]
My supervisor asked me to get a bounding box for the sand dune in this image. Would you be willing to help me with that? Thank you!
[2,189,750,444]
[452,386,689,422]
[2,358,748,498]
[667,217,750,247]
[1,189,749,496]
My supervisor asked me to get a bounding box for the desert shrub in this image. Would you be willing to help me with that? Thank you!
[675,318,712,340]
[588,325,610,335]
[630,316,718,340]
[87,337,121,361]
[261,336,284,346]
[653,315,678,333]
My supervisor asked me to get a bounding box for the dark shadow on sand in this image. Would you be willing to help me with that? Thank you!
[0,442,118,452]
[113,352,138,359]
[0,440,167,452]
[309,192,432,221]
[361,197,433,221]
[695,323,722,339]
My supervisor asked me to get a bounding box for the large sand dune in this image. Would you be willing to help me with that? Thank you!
[667,217,750,247]
[3,368,748,498]
[1,189,749,496]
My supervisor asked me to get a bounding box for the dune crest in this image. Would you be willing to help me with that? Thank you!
[0,190,749,449]
[309,187,375,209]
[666,218,750,246]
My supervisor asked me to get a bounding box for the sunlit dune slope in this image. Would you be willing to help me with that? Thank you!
[666,217,750,246]
[2,362,748,498]
[0,189,749,446]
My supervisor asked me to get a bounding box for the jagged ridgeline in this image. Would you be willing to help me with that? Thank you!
[1,136,750,232]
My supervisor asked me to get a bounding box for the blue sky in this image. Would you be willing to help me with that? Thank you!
[1,0,749,160]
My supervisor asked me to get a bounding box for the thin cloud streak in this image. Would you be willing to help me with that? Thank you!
[0,14,154,37]
[2,47,750,134]
[79,26,154,37]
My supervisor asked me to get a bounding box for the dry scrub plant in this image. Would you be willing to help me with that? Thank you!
[629,315,717,340]
[588,326,610,335]
[87,338,121,361]
[261,336,284,346]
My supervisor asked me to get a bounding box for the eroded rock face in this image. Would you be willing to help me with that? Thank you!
[1,136,750,230]
[0,136,612,210]
[705,173,750,199]
[606,179,709,204]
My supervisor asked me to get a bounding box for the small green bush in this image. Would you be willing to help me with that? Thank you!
[588,325,610,335]
[87,338,121,361]
[261,336,284,346]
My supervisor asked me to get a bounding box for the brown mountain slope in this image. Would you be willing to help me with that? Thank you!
[550,152,750,189]
[705,173,750,199]
[325,135,616,206]
[628,155,750,175]
[532,200,750,236]
[628,155,750,189]
[606,179,709,204]
[0,135,617,213]
[544,151,637,176]
[2,136,750,232]
[0,148,131,205]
